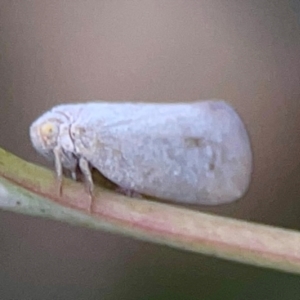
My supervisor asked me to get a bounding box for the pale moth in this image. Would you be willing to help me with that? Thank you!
[30,100,252,205]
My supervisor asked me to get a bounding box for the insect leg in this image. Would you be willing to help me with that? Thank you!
[78,157,94,211]
[71,170,77,181]
[115,186,143,199]
[53,146,63,196]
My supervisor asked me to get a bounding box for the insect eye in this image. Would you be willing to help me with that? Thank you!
[39,121,59,145]
[40,122,54,135]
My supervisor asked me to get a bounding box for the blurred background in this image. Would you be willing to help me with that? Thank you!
[1,0,300,299]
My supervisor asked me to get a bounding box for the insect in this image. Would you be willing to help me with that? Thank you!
[29,100,252,206]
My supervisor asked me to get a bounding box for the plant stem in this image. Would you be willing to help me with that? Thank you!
[0,147,300,275]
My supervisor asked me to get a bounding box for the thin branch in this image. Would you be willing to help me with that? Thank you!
[0,147,300,275]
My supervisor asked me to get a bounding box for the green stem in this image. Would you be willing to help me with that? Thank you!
[0,147,300,275]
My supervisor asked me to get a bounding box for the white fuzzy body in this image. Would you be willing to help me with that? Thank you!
[30,100,252,205]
